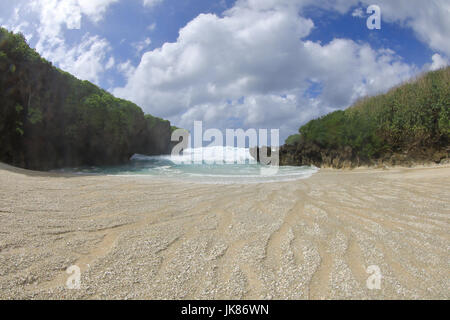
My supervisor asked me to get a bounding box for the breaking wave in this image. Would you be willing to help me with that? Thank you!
[57,146,318,184]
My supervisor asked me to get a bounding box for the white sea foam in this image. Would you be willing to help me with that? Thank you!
[127,146,318,184]
[132,146,257,164]
[59,147,318,184]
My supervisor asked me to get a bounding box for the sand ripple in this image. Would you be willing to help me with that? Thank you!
[0,163,449,299]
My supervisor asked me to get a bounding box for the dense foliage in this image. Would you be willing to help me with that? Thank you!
[282,67,450,167]
[0,28,172,170]
[285,134,302,146]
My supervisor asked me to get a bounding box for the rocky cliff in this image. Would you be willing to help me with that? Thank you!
[0,28,173,170]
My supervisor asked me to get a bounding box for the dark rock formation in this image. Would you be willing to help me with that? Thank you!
[249,146,279,165]
[280,67,449,169]
[280,143,450,169]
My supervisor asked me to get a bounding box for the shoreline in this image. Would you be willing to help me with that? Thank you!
[0,162,449,299]
[2,160,450,179]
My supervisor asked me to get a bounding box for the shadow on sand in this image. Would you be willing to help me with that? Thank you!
[0,162,89,179]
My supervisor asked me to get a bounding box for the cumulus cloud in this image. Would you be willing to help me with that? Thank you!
[117,60,137,79]
[77,0,119,22]
[113,0,417,139]
[51,35,113,84]
[429,53,449,71]
[29,0,117,44]
[1,0,118,85]
[237,0,450,57]
[32,0,117,84]
[357,0,450,57]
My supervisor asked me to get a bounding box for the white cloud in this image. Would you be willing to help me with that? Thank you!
[30,0,116,36]
[237,0,450,57]
[429,53,449,71]
[117,60,136,79]
[113,1,417,139]
[0,2,34,40]
[307,0,450,58]
[133,37,152,55]
[1,0,118,85]
[142,0,163,9]
[77,0,118,22]
[357,0,450,57]
[48,34,113,84]
[30,0,118,84]
[106,56,115,70]
[351,8,364,18]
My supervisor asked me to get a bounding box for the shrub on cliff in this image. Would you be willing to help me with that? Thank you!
[285,134,302,146]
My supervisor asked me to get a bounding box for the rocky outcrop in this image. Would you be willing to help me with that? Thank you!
[136,116,173,156]
[280,143,450,169]
[249,146,273,164]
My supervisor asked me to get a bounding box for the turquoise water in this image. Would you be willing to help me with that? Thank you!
[57,147,318,184]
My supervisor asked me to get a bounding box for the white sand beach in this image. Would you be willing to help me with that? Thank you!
[0,163,449,299]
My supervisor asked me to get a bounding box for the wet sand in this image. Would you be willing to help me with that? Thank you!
[0,163,449,299]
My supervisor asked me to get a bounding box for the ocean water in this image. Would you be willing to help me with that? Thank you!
[59,146,318,184]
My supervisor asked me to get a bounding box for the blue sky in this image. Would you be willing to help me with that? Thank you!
[1,0,449,142]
